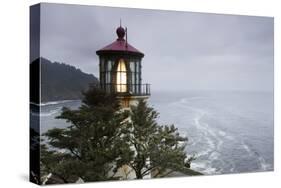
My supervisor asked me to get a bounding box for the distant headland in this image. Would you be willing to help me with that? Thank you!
[30,57,99,102]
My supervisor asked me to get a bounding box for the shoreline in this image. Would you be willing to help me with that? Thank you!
[30,99,80,107]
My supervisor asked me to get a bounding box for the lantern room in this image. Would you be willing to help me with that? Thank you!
[96,25,150,99]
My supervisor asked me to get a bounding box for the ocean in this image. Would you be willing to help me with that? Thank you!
[37,90,274,175]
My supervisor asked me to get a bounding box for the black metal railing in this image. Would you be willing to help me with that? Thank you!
[102,83,151,96]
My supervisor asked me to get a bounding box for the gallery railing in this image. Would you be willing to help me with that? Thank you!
[102,83,151,96]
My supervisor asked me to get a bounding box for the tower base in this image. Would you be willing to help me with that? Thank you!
[117,95,149,109]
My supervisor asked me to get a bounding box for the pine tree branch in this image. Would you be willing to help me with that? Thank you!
[69,148,82,160]
[141,166,157,176]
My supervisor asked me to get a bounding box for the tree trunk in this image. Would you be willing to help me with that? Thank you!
[136,170,143,179]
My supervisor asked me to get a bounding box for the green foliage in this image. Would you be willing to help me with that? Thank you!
[41,88,198,184]
[40,86,133,183]
[125,100,195,178]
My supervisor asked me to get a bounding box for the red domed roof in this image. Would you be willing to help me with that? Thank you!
[96,26,144,57]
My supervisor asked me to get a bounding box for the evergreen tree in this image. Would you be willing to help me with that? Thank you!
[41,87,200,184]
[40,86,133,183]
[124,100,199,179]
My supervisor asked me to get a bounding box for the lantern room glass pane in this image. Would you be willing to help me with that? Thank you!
[130,61,135,72]
[116,59,127,92]
[135,61,140,73]
[136,72,139,84]
[106,72,111,84]
[107,60,112,71]
[131,72,135,93]
[100,58,104,72]
[131,73,135,85]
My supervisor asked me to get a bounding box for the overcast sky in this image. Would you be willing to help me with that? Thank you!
[39,3,274,92]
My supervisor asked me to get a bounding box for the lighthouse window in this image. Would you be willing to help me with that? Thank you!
[135,61,140,73]
[116,59,127,92]
[107,60,112,71]
[135,72,139,93]
[130,61,135,72]
[135,61,141,94]
[106,71,111,84]
[131,73,135,84]
[129,61,135,93]
[131,72,135,93]
[100,58,104,72]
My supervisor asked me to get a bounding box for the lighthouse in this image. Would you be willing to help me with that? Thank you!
[96,24,150,108]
